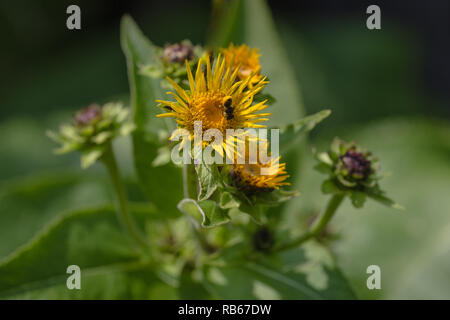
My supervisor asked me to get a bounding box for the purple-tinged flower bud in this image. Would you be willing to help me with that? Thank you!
[73,104,102,126]
[163,42,194,64]
[340,148,372,180]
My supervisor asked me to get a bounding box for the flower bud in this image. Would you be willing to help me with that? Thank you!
[163,42,194,64]
[339,148,372,180]
[48,102,135,169]
[314,138,401,209]
[73,104,102,126]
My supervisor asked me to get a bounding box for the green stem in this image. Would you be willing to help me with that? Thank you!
[101,144,149,250]
[275,193,346,252]
[183,163,198,199]
[183,163,215,253]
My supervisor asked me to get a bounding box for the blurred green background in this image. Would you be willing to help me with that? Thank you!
[1,0,449,299]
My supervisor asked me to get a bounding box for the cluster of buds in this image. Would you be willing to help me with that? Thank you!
[140,40,204,89]
[47,102,135,168]
[314,138,399,209]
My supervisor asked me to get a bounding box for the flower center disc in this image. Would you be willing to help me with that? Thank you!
[192,92,229,132]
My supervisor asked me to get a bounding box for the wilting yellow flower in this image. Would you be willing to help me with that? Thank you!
[232,157,289,191]
[156,54,270,156]
[221,44,263,88]
[231,142,290,191]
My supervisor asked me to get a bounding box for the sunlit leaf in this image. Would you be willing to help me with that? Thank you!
[0,205,175,299]
[121,15,183,216]
[177,198,230,228]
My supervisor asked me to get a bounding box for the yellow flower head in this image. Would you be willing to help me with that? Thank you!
[156,54,270,140]
[231,142,290,191]
[221,44,263,87]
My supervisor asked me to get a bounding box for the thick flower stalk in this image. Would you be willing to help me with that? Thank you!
[47,102,148,249]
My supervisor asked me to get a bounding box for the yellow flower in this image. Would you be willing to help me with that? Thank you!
[221,44,263,88]
[231,142,290,191]
[156,54,270,156]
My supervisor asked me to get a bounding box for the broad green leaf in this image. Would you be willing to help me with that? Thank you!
[203,242,356,299]
[0,171,112,259]
[121,15,183,216]
[0,205,175,299]
[178,263,212,300]
[0,117,79,180]
[177,198,230,228]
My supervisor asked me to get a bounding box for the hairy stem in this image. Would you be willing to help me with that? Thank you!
[275,193,346,252]
[102,143,149,250]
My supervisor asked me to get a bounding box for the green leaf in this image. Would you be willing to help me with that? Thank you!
[121,15,183,216]
[203,242,356,299]
[321,179,341,195]
[257,189,300,206]
[314,162,333,175]
[366,190,404,210]
[219,191,240,209]
[0,171,112,259]
[278,110,332,152]
[195,164,218,201]
[0,205,176,299]
[178,263,211,299]
[349,191,367,209]
[80,149,103,169]
[177,198,230,228]
[236,202,266,224]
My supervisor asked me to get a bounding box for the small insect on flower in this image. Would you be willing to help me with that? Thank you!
[156,53,271,156]
[220,96,234,120]
[221,44,264,88]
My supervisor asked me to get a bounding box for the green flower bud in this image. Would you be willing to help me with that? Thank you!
[139,40,204,89]
[47,102,135,168]
[314,138,401,209]
[316,138,378,189]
